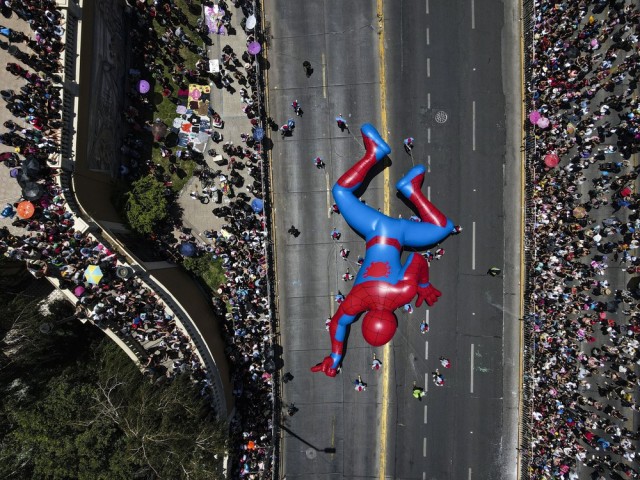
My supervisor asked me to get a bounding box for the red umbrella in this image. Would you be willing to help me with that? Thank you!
[620,187,632,197]
[544,153,560,168]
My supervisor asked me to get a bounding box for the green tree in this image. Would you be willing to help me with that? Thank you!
[0,256,32,293]
[124,176,168,235]
[182,256,226,291]
[0,289,228,479]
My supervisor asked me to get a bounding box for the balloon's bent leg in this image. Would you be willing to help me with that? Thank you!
[396,165,448,227]
[336,123,391,189]
[333,124,391,236]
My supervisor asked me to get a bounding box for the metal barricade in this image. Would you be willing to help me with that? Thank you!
[518,0,537,478]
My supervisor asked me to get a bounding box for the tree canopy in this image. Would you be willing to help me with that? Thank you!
[0,287,227,480]
[124,176,169,235]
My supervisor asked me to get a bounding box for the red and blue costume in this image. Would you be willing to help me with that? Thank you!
[312,124,454,377]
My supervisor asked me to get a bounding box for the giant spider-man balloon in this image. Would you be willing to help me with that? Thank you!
[311,124,454,377]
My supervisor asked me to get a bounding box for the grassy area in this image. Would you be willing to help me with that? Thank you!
[147,0,208,193]
[202,258,227,292]
[117,2,230,294]
[182,256,226,292]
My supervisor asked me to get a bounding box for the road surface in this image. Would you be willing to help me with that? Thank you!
[265,0,522,478]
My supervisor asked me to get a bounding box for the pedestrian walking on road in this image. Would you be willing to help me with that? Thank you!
[371,353,382,371]
[420,319,429,334]
[280,118,295,137]
[314,156,325,169]
[303,61,313,77]
[412,381,426,400]
[487,267,501,277]
[354,375,366,391]
[288,225,300,237]
[432,369,445,386]
[404,137,414,153]
[292,99,302,116]
[287,403,298,416]
[439,356,451,368]
[336,114,349,132]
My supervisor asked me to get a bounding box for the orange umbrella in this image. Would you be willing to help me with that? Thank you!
[572,206,587,219]
[247,441,256,450]
[16,200,35,219]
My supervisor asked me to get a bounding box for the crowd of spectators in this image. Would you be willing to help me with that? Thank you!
[527,0,640,478]
[120,0,274,477]
[0,0,218,396]
[1,0,277,478]
[208,193,273,479]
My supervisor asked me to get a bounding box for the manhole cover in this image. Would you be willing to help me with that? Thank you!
[435,111,448,123]
[305,448,317,459]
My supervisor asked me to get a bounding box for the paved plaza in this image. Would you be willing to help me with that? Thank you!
[0,13,38,235]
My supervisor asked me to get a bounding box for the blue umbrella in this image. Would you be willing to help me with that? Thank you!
[252,127,265,142]
[251,198,264,213]
[179,242,197,257]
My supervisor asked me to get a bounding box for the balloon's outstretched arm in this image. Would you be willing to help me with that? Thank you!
[400,252,441,307]
[311,306,357,377]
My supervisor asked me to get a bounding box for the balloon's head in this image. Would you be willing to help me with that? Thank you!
[362,309,397,347]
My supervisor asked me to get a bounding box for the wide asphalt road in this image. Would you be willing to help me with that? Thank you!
[265,0,522,478]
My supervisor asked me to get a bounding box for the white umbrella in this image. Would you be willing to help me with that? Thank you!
[246,15,256,30]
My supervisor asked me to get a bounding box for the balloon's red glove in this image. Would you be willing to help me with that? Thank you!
[415,283,441,307]
[310,356,339,377]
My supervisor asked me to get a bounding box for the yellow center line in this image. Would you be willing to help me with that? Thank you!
[377,1,391,479]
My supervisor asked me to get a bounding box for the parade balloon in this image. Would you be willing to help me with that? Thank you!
[311,124,455,377]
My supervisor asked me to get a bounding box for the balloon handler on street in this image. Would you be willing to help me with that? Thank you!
[312,124,455,377]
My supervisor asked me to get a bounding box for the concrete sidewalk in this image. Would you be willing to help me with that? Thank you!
[177,5,262,242]
[0,13,41,235]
